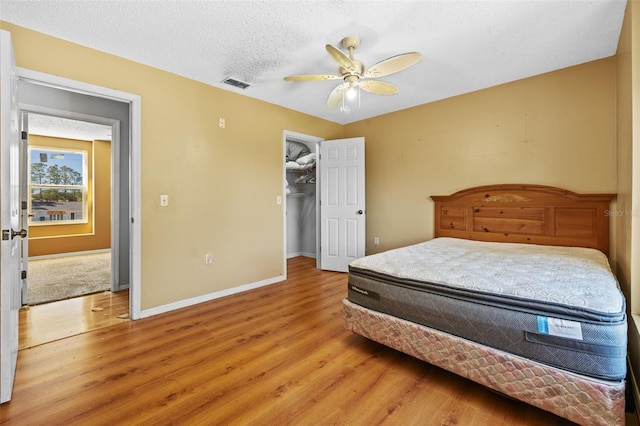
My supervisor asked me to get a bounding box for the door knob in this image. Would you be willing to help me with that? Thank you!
[11,229,27,239]
[2,228,26,240]
[356,210,364,215]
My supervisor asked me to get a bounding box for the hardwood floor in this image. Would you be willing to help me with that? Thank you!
[19,289,130,349]
[0,257,586,424]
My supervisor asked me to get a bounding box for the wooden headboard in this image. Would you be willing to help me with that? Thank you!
[431,184,615,255]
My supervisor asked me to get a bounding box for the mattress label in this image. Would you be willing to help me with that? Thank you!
[350,285,380,300]
[537,316,583,340]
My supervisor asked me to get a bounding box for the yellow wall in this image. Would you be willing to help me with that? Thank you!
[0,22,343,310]
[345,58,616,253]
[615,0,640,393]
[27,135,112,256]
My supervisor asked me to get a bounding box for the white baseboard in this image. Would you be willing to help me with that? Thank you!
[138,274,286,319]
[286,252,316,259]
[28,248,111,261]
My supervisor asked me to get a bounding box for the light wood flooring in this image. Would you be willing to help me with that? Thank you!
[19,289,130,350]
[0,256,620,424]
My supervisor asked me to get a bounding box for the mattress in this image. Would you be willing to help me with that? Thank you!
[347,237,627,381]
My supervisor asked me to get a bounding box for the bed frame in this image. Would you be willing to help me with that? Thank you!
[343,184,622,425]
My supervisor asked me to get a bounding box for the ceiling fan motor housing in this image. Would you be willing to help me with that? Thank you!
[344,74,359,88]
[340,60,364,78]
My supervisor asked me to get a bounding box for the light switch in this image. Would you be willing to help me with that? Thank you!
[160,194,169,207]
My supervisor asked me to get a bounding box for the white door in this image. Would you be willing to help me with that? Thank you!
[319,137,365,272]
[0,30,22,403]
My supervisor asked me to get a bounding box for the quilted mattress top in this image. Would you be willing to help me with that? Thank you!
[349,237,624,315]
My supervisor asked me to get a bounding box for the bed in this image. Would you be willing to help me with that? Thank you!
[342,184,626,425]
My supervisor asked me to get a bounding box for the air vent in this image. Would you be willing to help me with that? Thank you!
[221,77,251,89]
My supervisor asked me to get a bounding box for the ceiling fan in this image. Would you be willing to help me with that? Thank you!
[284,36,421,109]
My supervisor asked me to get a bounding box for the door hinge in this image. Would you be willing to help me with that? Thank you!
[21,270,27,280]
[2,229,9,240]
[21,131,27,140]
[21,200,27,210]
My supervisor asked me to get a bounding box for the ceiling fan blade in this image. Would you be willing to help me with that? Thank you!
[326,44,357,73]
[363,52,422,78]
[327,83,348,109]
[284,74,342,82]
[359,80,399,95]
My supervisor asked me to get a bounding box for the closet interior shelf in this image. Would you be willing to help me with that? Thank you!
[286,163,315,172]
[287,192,313,198]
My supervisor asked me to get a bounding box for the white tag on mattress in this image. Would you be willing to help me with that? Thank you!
[537,316,583,340]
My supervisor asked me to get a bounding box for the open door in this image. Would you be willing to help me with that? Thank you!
[0,30,23,403]
[319,137,365,272]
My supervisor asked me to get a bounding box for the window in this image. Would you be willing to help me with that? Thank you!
[29,147,87,224]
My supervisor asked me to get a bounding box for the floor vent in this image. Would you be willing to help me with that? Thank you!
[221,77,251,89]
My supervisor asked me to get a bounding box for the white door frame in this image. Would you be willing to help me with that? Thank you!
[19,112,29,304]
[17,68,142,319]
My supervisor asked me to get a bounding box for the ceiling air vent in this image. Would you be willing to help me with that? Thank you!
[221,77,251,89]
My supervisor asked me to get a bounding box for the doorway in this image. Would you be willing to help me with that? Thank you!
[282,131,367,275]
[24,113,114,306]
[283,130,323,276]
[17,68,142,320]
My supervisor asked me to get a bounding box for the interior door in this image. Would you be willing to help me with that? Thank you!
[319,137,365,272]
[0,29,22,403]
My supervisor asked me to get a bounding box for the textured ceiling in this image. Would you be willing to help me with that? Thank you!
[0,0,628,126]
[28,114,112,141]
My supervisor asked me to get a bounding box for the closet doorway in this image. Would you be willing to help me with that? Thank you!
[283,131,322,272]
[283,131,367,274]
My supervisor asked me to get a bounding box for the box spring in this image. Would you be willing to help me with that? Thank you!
[343,299,625,426]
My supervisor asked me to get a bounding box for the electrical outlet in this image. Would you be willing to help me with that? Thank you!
[373,237,380,246]
[160,194,169,207]
[205,253,213,264]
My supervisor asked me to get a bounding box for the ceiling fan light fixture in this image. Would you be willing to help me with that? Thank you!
[346,86,358,100]
[341,83,360,113]
[345,76,359,101]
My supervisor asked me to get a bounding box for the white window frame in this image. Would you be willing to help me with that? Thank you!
[28,146,89,226]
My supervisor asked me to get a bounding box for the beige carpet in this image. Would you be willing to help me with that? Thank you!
[27,252,111,305]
